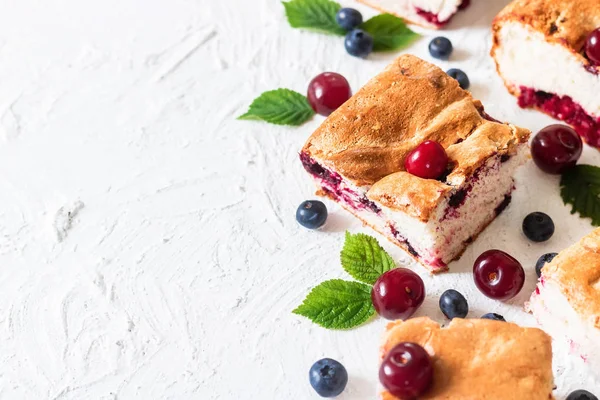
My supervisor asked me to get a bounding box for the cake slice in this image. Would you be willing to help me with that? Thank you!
[491,0,600,148]
[380,317,555,399]
[300,55,530,272]
[526,229,600,377]
[358,0,470,29]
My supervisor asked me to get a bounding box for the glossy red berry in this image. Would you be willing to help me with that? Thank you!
[307,72,352,116]
[585,28,600,65]
[380,342,433,399]
[405,140,449,180]
[531,124,582,174]
[371,268,425,320]
[473,250,525,301]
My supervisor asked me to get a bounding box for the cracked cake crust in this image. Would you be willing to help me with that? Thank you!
[380,317,555,399]
[302,54,530,222]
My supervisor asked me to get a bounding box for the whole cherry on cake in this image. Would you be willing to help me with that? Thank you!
[371,268,425,320]
[307,72,352,116]
[473,250,525,301]
[379,342,433,399]
[585,27,600,66]
[531,125,582,174]
[405,140,449,180]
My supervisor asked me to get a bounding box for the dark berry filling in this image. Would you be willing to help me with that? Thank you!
[448,189,467,208]
[301,152,342,187]
[415,9,444,26]
[442,154,514,221]
[415,0,470,27]
[389,225,446,269]
[300,152,380,213]
[360,196,382,214]
[389,225,420,259]
[480,110,500,123]
[518,87,600,148]
[494,194,512,216]
[406,242,419,258]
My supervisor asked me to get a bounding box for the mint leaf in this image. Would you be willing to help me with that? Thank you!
[238,89,315,126]
[283,0,346,36]
[560,164,600,226]
[361,14,420,52]
[340,232,395,284]
[293,279,376,329]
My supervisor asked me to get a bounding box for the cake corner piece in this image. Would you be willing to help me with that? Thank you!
[300,54,530,272]
[379,317,555,399]
[527,228,600,378]
[491,0,600,147]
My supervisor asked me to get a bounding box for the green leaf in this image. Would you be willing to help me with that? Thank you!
[340,232,395,284]
[293,279,376,329]
[360,14,420,52]
[283,0,346,36]
[560,164,600,226]
[238,89,315,126]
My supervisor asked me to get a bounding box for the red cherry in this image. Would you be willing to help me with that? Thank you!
[307,72,352,116]
[585,28,600,65]
[371,268,425,320]
[380,342,433,398]
[473,250,525,301]
[531,124,582,174]
[405,140,449,180]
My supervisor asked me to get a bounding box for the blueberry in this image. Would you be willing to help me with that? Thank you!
[336,8,363,31]
[535,252,558,277]
[439,289,468,319]
[309,358,348,398]
[446,68,470,90]
[344,29,373,58]
[481,313,506,322]
[567,390,598,400]
[296,200,327,229]
[522,212,555,242]
[429,37,453,60]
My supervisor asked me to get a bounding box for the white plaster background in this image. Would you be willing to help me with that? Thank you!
[0,0,598,398]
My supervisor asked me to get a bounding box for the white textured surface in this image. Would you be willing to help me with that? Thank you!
[0,0,598,399]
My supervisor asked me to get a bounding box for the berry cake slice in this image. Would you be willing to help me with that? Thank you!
[491,0,600,148]
[358,0,470,29]
[300,54,530,272]
[526,228,600,377]
[380,317,555,399]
